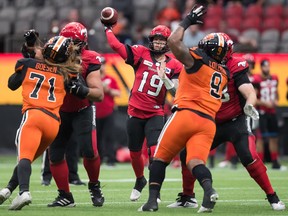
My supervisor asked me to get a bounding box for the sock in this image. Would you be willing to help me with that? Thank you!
[7,166,19,193]
[192,164,213,194]
[83,156,100,183]
[246,157,274,195]
[18,159,31,193]
[130,151,144,178]
[270,152,278,162]
[148,160,168,202]
[50,160,70,192]
[181,163,196,196]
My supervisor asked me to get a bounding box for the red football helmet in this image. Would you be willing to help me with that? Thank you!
[148,25,171,54]
[242,53,255,69]
[218,32,233,63]
[60,22,87,50]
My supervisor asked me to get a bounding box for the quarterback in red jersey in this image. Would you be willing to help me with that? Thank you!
[168,34,285,211]
[253,59,286,170]
[102,20,182,201]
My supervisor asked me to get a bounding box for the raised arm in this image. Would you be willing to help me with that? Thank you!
[167,5,205,68]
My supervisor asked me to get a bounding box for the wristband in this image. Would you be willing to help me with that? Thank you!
[161,76,175,90]
[179,17,192,30]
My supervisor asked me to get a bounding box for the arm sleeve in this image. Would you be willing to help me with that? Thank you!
[233,68,251,89]
[8,59,27,90]
[105,29,127,60]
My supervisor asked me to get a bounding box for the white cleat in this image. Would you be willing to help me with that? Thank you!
[130,189,141,201]
[9,191,32,210]
[0,188,11,205]
[271,201,285,211]
[197,192,219,213]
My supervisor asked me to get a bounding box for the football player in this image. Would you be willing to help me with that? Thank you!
[168,33,285,211]
[102,19,183,201]
[0,36,81,210]
[139,5,230,212]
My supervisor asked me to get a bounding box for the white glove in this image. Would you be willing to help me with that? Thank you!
[244,104,259,120]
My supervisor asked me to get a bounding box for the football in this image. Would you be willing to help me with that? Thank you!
[100,7,118,26]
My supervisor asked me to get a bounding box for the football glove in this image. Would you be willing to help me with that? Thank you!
[21,43,36,58]
[24,29,39,46]
[66,75,89,99]
[179,5,206,30]
[244,104,259,120]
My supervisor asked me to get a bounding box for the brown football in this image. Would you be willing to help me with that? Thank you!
[100,7,118,26]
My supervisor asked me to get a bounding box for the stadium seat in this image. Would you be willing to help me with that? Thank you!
[263,4,283,18]
[36,7,57,22]
[225,4,243,19]
[244,4,262,19]
[202,17,221,32]
[80,7,101,28]
[262,17,282,31]
[33,19,51,35]
[205,4,223,19]
[242,17,261,31]
[17,7,37,22]
[13,20,32,34]
[226,17,242,32]
[240,28,260,43]
[0,20,11,36]
[0,7,16,22]
[278,30,288,52]
[258,29,280,53]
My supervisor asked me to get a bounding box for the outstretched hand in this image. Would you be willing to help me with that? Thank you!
[24,29,39,46]
[244,104,259,120]
[179,5,206,30]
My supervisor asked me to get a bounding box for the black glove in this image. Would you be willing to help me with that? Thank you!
[66,75,89,99]
[21,43,36,58]
[24,29,39,46]
[179,5,206,30]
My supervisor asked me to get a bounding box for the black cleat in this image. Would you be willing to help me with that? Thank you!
[197,189,219,213]
[89,181,104,207]
[138,201,158,212]
[47,190,75,207]
[69,179,86,186]
[167,192,198,208]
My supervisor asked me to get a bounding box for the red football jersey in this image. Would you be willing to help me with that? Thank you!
[95,74,120,118]
[253,73,278,114]
[60,49,102,112]
[216,56,250,123]
[125,45,182,119]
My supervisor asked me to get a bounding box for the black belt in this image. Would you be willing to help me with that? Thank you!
[28,108,60,122]
[171,106,215,123]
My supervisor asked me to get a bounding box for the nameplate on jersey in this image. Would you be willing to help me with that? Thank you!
[143,60,153,67]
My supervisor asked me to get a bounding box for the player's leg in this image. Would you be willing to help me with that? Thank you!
[78,105,104,207]
[48,112,75,207]
[127,116,146,201]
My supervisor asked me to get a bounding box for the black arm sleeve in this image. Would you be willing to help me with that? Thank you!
[233,68,251,89]
[8,72,25,90]
[8,59,27,90]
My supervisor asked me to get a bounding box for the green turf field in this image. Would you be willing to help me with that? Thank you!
[0,155,287,216]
